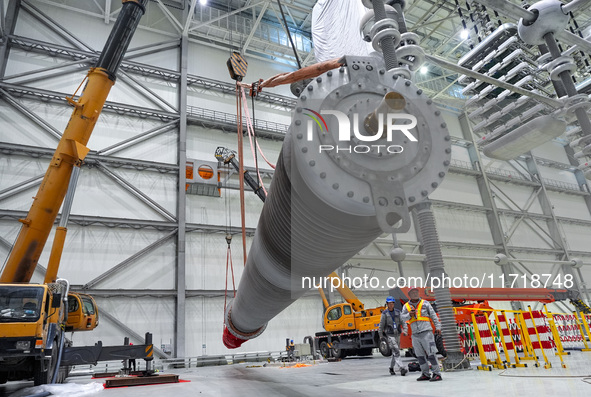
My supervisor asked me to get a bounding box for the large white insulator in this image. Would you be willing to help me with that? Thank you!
[223,55,451,348]
[517,0,569,45]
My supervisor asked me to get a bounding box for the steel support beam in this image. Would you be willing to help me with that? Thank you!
[8,34,295,108]
[526,154,590,302]
[97,119,179,156]
[21,0,94,52]
[0,141,178,173]
[104,0,110,24]
[0,0,20,78]
[459,112,522,309]
[0,173,43,201]
[118,69,178,113]
[0,88,62,140]
[0,209,256,234]
[72,288,236,298]
[3,57,94,82]
[183,0,198,36]
[175,33,188,358]
[241,0,269,55]
[189,1,265,31]
[154,0,182,33]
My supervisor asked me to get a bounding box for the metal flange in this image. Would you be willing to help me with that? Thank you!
[290,55,451,233]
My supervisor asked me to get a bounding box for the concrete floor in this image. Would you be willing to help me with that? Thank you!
[3,352,591,397]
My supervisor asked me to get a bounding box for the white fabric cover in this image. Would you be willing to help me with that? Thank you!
[312,0,374,62]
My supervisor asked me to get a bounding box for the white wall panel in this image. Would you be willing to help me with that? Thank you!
[400,261,426,279]
[46,225,175,287]
[72,167,176,220]
[186,124,282,169]
[451,144,472,164]
[429,174,483,206]
[188,42,294,98]
[501,215,554,249]
[531,140,570,164]
[546,191,591,221]
[185,295,324,356]
[0,99,63,147]
[442,110,463,138]
[129,47,179,72]
[491,182,543,214]
[186,190,264,227]
[0,155,48,191]
[433,207,493,244]
[186,232,249,291]
[560,222,591,252]
[538,166,578,185]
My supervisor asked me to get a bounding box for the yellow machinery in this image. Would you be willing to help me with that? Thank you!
[315,272,386,359]
[0,0,148,385]
[65,293,99,332]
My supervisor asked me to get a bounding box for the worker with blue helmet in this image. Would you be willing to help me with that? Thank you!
[379,296,408,376]
[287,339,295,361]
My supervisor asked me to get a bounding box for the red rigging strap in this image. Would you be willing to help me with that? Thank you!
[240,58,344,92]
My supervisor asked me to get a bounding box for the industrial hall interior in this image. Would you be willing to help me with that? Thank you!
[2,0,591,395]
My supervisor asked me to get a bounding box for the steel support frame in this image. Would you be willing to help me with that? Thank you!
[83,229,178,289]
[0,0,20,77]
[459,112,523,310]
[175,31,188,358]
[525,154,590,302]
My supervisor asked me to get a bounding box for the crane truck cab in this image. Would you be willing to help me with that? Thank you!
[0,282,99,385]
[66,293,99,332]
[0,283,64,385]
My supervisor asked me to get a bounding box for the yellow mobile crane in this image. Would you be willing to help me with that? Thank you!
[0,0,150,385]
[315,272,389,359]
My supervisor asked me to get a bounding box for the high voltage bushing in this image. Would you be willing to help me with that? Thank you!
[223,54,452,348]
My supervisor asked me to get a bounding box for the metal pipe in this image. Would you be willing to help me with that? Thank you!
[563,0,591,14]
[44,167,80,284]
[425,54,563,108]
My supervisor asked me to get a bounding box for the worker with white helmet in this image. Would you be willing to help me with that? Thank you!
[400,287,442,382]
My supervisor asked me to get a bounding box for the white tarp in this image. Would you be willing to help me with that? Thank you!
[11,382,104,397]
[312,0,374,62]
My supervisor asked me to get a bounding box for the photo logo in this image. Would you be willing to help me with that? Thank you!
[305,109,418,154]
[303,108,328,134]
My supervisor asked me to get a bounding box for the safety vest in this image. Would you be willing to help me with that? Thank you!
[404,300,431,323]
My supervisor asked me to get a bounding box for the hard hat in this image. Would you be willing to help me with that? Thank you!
[408,287,420,294]
[386,296,396,303]
[290,339,294,342]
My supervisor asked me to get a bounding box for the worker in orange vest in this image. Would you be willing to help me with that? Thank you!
[400,288,442,382]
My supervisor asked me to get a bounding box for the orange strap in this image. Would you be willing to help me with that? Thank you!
[239,58,344,93]
[235,85,247,266]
